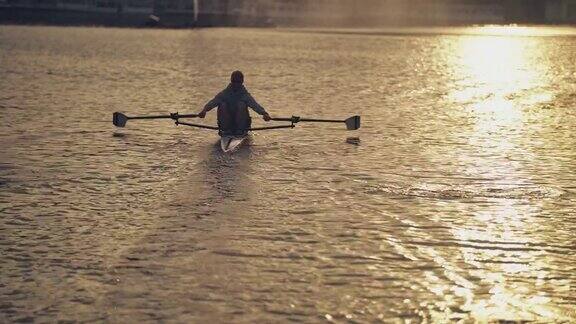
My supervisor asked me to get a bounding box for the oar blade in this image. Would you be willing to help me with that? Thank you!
[113,112,128,127]
[345,115,361,130]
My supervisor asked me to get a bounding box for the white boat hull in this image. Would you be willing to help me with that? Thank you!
[220,135,248,153]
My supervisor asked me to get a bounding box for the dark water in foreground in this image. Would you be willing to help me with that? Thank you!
[1,25,575,322]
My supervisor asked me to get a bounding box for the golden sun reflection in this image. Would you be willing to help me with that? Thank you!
[452,202,567,322]
[451,35,539,126]
[474,25,542,36]
[470,25,576,37]
[449,34,554,161]
[445,35,567,321]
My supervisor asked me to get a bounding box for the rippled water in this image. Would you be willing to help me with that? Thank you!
[1,25,575,322]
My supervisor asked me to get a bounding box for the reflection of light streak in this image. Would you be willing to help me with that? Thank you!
[443,35,567,321]
[470,25,576,37]
[451,36,534,129]
[450,34,555,134]
[451,202,567,322]
[449,35,554,167]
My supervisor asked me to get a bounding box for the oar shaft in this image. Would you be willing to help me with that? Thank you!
[271,117,344,123]
[176,122,294,131]
[271,115,360,130]
[299,118,344,123]
[128,113,198,120]
[128,115,172,120]
[174,113,198,119]
[249,125,295,131]
[271,117,295,122]
[176,121,219,130]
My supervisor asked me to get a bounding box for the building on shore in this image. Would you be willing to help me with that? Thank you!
[0,0,575,28]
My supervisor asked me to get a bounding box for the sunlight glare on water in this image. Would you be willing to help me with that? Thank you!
[443,33,573,322]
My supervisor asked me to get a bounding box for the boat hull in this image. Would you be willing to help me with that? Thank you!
[220,135,248,153]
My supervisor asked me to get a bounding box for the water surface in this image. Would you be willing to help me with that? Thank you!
[1,25,575,322]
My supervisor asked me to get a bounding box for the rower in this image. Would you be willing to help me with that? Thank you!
[197,71,272,135]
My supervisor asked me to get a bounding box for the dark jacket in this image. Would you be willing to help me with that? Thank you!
[203,84,267,115]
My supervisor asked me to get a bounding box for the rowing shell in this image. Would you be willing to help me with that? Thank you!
[220,134,249,153]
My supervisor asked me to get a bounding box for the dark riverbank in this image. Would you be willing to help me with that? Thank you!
[0,6,271,28]
[2,3,575,29]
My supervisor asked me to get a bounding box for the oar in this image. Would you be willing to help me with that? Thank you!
[271,115,360,130]
[112,112,198,127]
[249,125,295,131]
[174,120,219,130]
[176,121,294,131]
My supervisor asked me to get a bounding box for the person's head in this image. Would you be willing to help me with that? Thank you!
[230,70,244,84]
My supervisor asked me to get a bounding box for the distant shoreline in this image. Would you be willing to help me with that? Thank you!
[2,6,575,30]
[2,22,576,39]
[0,6,270,28]
[283,25,576,38]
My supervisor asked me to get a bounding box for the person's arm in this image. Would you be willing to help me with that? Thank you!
[245,93,271,121]
[198,96,221,118]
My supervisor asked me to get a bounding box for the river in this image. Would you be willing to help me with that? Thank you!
[1,25,575,322]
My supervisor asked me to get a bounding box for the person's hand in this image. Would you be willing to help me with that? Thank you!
[263,113,271,121]
[198,110,206,118]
